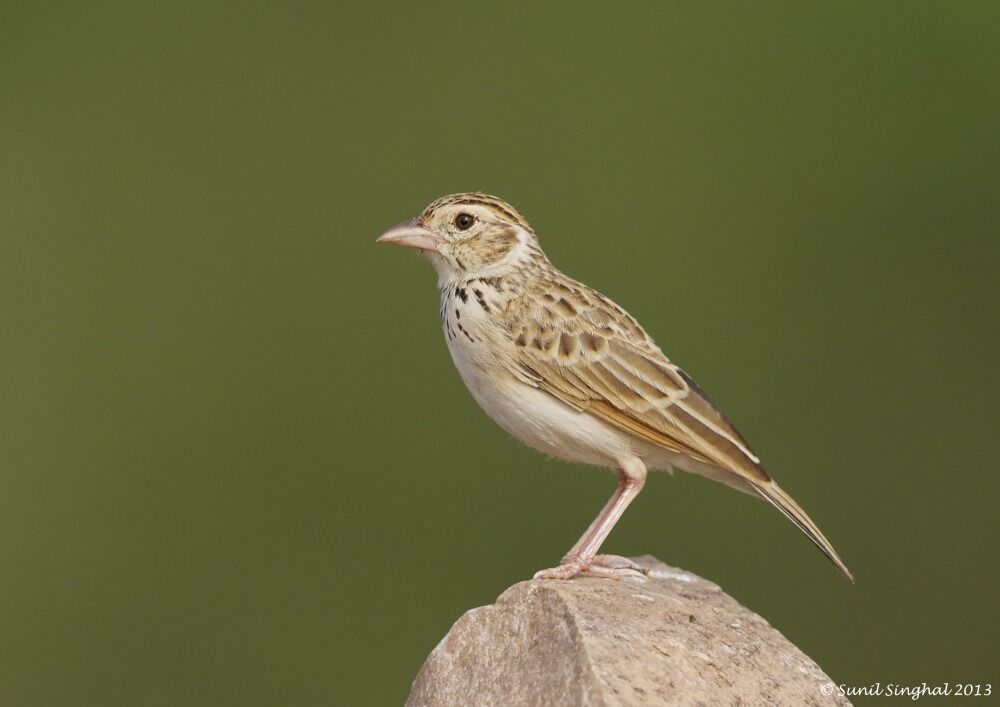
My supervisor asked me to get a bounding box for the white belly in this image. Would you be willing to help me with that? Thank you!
[444,329,637,469]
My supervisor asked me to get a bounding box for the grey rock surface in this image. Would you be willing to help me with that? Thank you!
[406,555,850,707]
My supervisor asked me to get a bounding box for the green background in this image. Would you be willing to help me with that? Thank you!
[3,3,997,705]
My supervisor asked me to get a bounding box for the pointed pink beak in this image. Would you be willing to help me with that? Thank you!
[376,218,445,252]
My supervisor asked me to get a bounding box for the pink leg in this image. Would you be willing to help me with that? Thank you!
[534,458,647,580]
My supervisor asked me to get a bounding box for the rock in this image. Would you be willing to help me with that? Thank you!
[406,555,850,706]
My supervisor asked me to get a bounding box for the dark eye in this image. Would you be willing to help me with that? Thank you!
[455,213,475,230]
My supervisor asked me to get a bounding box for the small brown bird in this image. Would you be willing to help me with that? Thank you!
[378,193,852,581]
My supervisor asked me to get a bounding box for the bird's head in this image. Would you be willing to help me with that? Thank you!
[377,193,543,285]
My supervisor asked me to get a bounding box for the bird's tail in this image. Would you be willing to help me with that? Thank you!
[750,480,854,582]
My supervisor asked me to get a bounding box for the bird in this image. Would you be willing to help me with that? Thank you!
[377,193,852,582]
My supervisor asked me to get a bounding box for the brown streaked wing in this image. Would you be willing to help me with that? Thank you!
[511,294,769,483]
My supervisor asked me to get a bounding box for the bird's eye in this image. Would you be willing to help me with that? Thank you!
[455,213,475,231]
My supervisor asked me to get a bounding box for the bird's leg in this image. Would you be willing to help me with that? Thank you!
[562,476,637,560]
[534,459,647,580]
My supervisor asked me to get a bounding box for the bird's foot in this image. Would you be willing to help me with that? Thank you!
[533,554,649,581]
[533,558,589,580]
[592,554,649,575]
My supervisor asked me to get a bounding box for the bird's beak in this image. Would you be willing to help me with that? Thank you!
[376,218,445,252]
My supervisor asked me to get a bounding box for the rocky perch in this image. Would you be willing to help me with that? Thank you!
[406,555,850,706]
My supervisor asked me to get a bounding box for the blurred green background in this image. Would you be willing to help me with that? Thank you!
[2,2,998,705]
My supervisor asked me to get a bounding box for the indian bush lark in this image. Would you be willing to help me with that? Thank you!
[378,193,852,582]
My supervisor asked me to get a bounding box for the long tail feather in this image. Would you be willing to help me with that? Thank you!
[751,481,854,582]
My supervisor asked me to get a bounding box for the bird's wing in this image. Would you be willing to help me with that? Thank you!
[507,285,769,483]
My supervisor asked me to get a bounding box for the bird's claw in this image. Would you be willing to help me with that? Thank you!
[533,554,649,581]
